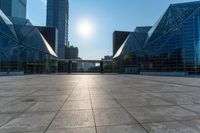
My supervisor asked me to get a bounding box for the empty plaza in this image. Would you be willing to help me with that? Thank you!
[1,74,200,133]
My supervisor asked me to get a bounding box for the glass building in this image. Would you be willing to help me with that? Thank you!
[46,0,69,59]
[0,0,27,18]
[113,31,130,56]
[0,10,57,74]
[114,1,200,74]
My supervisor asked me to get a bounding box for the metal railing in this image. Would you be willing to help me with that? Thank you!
[57,59,113,73]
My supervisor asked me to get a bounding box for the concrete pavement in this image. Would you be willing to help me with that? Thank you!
[0,74,200,132]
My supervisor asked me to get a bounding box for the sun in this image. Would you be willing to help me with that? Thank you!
[77,19,94,39]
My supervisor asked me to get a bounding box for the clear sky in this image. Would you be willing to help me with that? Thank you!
[27,0,194,60]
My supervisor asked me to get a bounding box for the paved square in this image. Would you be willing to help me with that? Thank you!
[1,74,200,133]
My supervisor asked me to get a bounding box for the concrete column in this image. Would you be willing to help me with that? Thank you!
[68,61,72,73]
[100,61,104,73]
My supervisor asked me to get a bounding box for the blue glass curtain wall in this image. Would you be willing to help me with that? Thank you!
[0,41,57,74]
[0,11,57,74]
[114,2,200,74]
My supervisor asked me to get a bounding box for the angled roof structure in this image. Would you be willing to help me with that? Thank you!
[113,32,148,58]
[147,1,200,44]
[114,1,200,59]
[0,10,18,40]
[0,9,57,57]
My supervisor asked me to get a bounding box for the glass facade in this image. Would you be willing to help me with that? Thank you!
[113,31,130,56]
[0,10,57,74]
[46,0,69,59]
[0,0,27,18]
[114,1,200,74]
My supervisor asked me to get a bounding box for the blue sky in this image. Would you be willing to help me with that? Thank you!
[27,0,194,59]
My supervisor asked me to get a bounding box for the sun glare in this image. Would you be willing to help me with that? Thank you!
[77,19,94,39]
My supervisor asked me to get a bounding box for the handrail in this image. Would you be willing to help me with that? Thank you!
[58,59,113,63]
[57,59,113,73]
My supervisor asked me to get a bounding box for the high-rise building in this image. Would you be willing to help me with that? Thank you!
[65,46,79,59]
[0,0,27,18]
[46,0,69,59]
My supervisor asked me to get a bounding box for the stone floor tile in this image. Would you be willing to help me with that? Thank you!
[46,127,96,133]
[181,119,200,130]
[181,104,200,114]
[97,124,148,133]
[61,100,91,110]
[68,94,90,101]
[0,131,43,133]
[143,121,200,133]
[127,106,198,123]
[30,91,70,96]
[2,74,200,132]
[0,97,18,106]
[92,99,121,109]
[27,102,63,112]
[117,97,172,107]
[0,112,56,132]
[0,89,35,97]
[149,93,198,105]
[91,95,113,100]
[94,108,137,126]
[0,113,18,127]
[90,90,108,95]
[49,110,94,129]
[0,101,35,113]
[19,95,68,102]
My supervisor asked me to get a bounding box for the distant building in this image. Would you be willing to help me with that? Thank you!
[114,1,200,75]
[65,46,78,59]
[102,55,113,61]
[65,45,79,72]
[0,0,27,18]
[46,0,69,59]
[113,31,130,56]
[82,63,96,72]
[37,26,58,53]
[134,26,152,32]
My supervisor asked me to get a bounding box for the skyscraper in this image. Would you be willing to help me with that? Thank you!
[0,0,27,18]
[46,0,69,59]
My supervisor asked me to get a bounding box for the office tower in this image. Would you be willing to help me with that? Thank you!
[0,0,27,18]
[46,0,69,59]
[65,46,78,59]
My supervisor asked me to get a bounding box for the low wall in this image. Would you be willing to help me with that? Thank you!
[140,72,188,76]
[0,71,24,76]
[0,72,7,76]
[8,71,24,76]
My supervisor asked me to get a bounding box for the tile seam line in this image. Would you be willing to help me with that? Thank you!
[9,88,45,103]
[94,78,150,133]
[88,82,98,133]
[124,76,200,89]
[0,102,37,128]
[119,76,200,125]
[43,78,82,133]
[143,90,200,117]
[0,86,44,128]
